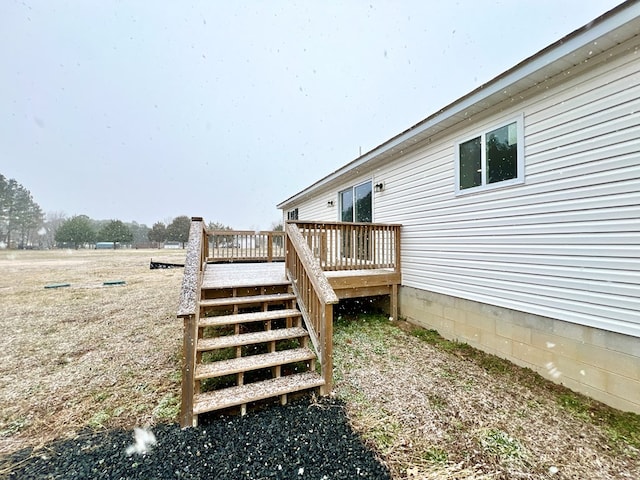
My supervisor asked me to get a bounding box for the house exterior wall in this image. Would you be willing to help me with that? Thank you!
[385,42,639,339]
[400,286,640,414]
[283,194,337,225]
[286,35,640,412]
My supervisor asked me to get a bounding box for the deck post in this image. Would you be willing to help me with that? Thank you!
[267,232,273,262]
[391,283,398,321]
[394,225,401,275]
[320,303,334,395]
[180,314,198,427]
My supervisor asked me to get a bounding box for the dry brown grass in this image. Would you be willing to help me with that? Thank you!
[2,251,638,480]
[0,249,185,455]
[333,313,640,479]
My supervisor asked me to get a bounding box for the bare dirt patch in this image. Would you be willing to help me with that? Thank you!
[0,249,185,455]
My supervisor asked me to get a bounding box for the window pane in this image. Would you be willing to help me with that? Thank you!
[486,122,517,184]
[459,137,481,189]
[354,181,372,222]
[340,189,353,222]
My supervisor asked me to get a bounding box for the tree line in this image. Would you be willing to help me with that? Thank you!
[0,174,220,249]
[54,215,237,249]
[0,174,44,248]
[1,173,281,250]
[54,216,237,249]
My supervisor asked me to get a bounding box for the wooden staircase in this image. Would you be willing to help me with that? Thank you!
[189,279,325,421]
[179,218,400,427]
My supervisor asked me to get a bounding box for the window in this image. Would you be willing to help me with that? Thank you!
[287,208,298,221]
[455,116,524,194]
[339,181,372,222]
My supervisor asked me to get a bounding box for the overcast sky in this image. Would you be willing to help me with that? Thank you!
[1,0,624,230]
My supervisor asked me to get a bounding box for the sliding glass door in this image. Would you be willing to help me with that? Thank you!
[339,181,372,261]
[340,181,372,223]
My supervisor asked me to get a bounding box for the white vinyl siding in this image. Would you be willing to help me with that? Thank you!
[285,189,341,223]
[281,36,639,338]
[376,44,640,338]
[290,176,380,224]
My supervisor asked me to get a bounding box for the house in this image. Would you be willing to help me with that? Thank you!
[277,1,640,414]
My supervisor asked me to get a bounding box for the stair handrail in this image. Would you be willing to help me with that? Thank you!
[177,217,207,317]
[177,217,207,427]
[285,222,338,394]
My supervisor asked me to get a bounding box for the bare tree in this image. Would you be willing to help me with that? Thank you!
[42,211,67,249]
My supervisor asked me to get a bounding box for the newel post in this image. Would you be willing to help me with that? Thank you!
[320,303,334,395]
[178,217,205,428]
[180,313,198,427]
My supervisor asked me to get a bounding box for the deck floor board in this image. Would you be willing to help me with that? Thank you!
[203,263,288,289]
[202,262,399,294]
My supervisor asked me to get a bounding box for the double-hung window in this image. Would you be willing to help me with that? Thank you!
[455,115,524,194]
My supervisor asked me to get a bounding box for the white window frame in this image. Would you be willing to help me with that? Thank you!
[454,114,525,195]
[339,179,373,223]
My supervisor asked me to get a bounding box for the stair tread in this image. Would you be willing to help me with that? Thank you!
[199,309,301,327]
[196,348,316,379]
[193,372,325,414]
[200,293,296,308]
[197,327,308,351]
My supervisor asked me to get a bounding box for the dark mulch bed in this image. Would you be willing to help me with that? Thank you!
[2,398,390,479]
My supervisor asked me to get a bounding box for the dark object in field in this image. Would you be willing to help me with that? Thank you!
[44,283,71,289]
[150,259,185,269]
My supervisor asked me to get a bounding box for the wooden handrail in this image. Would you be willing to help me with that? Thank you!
[293,220,402,228]
[290,221,401,273]
[207,230,285,263]
[286,224,339,305]
[177,217,206,427]
[177,218,206,317]
[285,223,338,394]
[209,230,283,235]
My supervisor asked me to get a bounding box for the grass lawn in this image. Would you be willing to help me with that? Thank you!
[0,249,185,456]
[1,250,638,479]
[333,307,640,479]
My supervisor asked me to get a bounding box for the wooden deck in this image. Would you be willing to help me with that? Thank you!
[178,219,400,426]
[203,262,400,300]
[203,263,288,289]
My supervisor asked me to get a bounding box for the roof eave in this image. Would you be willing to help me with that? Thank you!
[277,0,639,210]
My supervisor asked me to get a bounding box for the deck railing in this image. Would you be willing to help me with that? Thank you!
[177,217,208,427]
[285,223,339,394]
[291,221,401,272]
[208,230,285,263]
[178,219,399,417]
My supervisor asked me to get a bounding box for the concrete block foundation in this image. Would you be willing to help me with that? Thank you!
[399,286,640,414]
